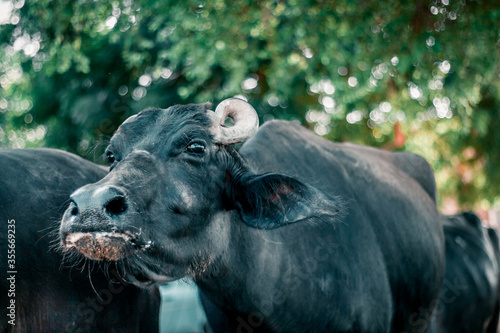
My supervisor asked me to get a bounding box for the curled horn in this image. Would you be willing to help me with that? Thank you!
[209,98,259,145]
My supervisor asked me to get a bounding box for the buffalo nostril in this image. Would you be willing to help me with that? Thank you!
[105,197,128,215]
[70,206,79,216]
[69,200,79,216]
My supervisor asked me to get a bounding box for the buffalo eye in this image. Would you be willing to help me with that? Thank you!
[186,142,206,155]
[106,151,116,164]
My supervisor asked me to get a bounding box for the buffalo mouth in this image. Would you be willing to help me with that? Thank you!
[64,231,139,261]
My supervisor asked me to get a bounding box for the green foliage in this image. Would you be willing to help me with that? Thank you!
[0,0,499,209]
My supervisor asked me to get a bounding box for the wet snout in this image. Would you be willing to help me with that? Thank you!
[70,184,128,218]
[60,183,136,261]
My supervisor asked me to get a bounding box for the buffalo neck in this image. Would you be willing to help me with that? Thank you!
[194,209,300,316]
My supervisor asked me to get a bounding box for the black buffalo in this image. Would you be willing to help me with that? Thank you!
[60,98,445,332]
[437,212,500,333]
[0,148,160,332]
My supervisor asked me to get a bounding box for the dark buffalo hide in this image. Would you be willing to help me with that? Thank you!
[437,212,500,333]
[0,148,160,332]
[61,101,445,333]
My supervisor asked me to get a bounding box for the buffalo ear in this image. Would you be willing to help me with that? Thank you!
[231,173,342,229]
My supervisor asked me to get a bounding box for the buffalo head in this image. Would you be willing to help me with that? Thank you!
[60,98,337,286]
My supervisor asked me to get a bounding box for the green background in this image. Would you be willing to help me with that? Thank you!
[0,0,499,210]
